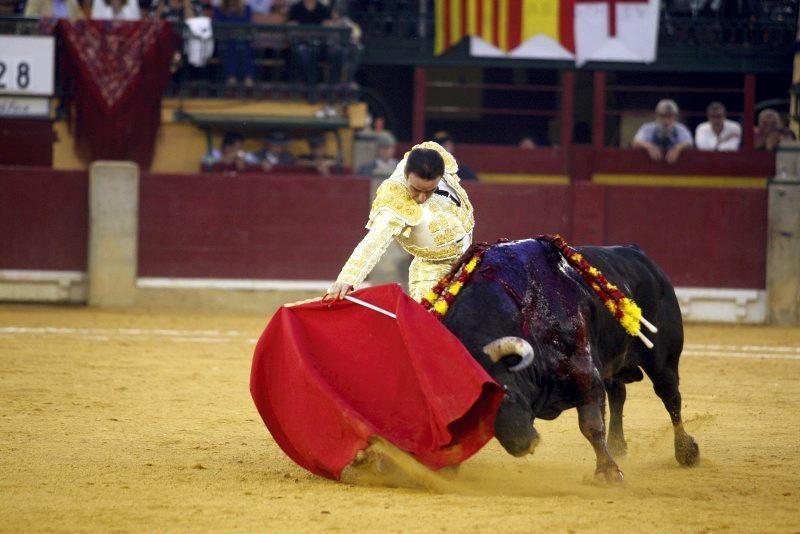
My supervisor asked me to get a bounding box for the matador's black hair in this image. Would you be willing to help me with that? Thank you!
[405,148,445,181]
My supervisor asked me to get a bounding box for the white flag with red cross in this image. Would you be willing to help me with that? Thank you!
[574,0,660,65]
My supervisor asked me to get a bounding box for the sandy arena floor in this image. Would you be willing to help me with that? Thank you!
[1,304,798,532]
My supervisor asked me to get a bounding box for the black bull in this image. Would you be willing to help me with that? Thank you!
[442,238,699,481]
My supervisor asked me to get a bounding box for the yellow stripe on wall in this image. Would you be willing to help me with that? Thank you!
[592,174,768,189]
[479,173,570,184]
[521,0,559,41]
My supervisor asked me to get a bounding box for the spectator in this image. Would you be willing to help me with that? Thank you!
[25,0,84,17]
[199,0,212,17]
[325,7,362,87]
[287,0,329,24]
[249,0,288,22]
[695,102,741,151]
[150,0,205,89]
[754,108,796,151]
[357,131,398,179]
[153,0,200,21]
[204,131,259,171]
[256,131,296,171]
[213,0,256,87]
[518,135,536,149]
[287,0,351,104]
[91,0,140,19]
[250,0,290,80]
[246,0,270,19]
[297,134,336,175]
[632,99,693,163]
[264,0,288,22]
[433,131,478,180]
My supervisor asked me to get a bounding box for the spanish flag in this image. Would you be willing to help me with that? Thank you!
[434,0,576,55]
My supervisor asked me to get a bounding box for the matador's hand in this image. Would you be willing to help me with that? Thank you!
[324,281,353,301]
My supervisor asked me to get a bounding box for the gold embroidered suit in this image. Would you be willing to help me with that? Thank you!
[335,142,475,301]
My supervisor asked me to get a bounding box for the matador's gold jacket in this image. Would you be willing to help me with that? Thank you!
[335,141,475,301]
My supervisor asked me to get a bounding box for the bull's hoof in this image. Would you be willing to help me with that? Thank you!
[675,436,700,466]
[594,466,625,484]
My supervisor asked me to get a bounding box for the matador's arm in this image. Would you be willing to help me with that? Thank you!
[334,210,407,288]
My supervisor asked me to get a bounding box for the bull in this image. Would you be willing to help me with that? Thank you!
[441,238,699,482]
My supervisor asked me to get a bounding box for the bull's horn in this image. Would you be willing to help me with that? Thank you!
[482,337,534,372]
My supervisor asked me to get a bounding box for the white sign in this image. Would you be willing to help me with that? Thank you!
[0,35,55,96]
[0,96,51,117]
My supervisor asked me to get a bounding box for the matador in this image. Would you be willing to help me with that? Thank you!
[326,141,475,302]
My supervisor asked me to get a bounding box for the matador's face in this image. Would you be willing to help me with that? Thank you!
[405,173,442,204]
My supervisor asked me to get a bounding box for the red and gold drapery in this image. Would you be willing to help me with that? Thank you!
[57,19,175,169]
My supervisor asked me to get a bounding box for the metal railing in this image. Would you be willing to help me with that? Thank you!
[660,16,797,49]
[168,21,357,100]
[346,0,798,61]
[0,15,45,35]
[0,16,359,102]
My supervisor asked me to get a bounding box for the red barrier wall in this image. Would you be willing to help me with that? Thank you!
[0,120,54,167]
[592,148,775,177]
[454,146,568,175]
[137,174,765,288]
[2,163,768,290]
[464,182,573,242]
[600,185,767,288]
[468,182,765,288]
[138,172,372,279]
[396,144,569,175]
[395,144,774,180]
[0,167,88,270]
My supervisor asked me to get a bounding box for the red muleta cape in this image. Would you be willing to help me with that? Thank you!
[250,284,504,480]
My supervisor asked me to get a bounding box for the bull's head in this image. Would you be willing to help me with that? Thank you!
[483,336,540,456]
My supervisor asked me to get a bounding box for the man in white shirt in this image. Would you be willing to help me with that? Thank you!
[695,102,741,151]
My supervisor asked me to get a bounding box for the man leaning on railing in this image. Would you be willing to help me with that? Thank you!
[695,102,741,151]
[632,99,694,164]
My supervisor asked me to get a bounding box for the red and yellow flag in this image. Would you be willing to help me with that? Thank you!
[434,0,576,55]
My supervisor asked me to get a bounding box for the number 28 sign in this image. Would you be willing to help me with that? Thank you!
[0,35,55,96]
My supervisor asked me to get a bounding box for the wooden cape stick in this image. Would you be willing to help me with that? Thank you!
[283,295,398,320]
[344,295,397,319]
